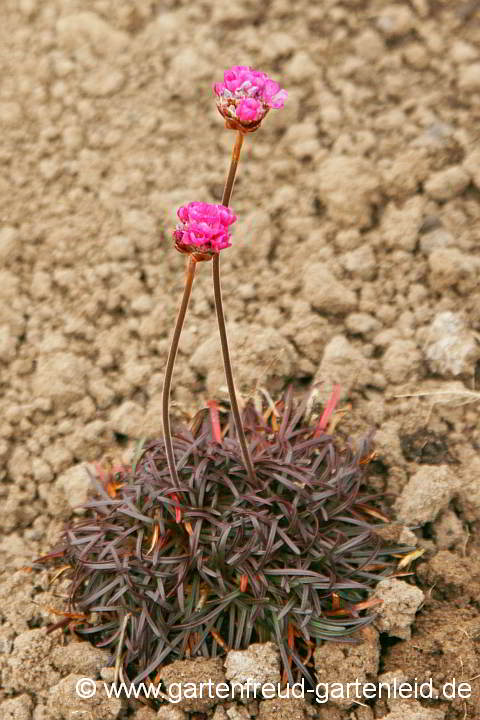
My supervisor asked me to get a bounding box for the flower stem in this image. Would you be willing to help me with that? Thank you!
[222,130,244,207]
[213,130,257,484]
[162,255,197,485]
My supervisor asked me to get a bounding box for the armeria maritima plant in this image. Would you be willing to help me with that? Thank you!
[39,390,411,686]
[38,65,412,690]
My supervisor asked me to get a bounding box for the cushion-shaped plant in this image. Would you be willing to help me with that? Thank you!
[41,389,410,687]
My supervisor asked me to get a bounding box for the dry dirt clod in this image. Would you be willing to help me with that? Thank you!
[434,509,465,550]
[303,265,357,316]
[428,248,479,294]
[313,627,380,708]
[422,311,480,378]
[47,674,124,720]
[372,578,425,640]
[50,641,111,677]
[416,549,480,602]
[382,340,422,385]
[158,658,227,712]
[0,694,34,720]
[424,165,471,201]
[395,466,458,526]
[53,461,96,515]
[156,706,187,720]
[457,451,480,523]
[317,155,380,229]
[379,698,446,719]
[257,697,313,720]
[317,334,371,388]
[2,628,61,694]
[224,642,280,691]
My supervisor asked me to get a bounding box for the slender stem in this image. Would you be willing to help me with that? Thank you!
[213,130,257,483]
[162,255,197,485]
[222,130,244,207]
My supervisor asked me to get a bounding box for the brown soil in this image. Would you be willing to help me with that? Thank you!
[1,1,479,719]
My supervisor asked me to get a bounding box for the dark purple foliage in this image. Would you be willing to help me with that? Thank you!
[40,389,410,685]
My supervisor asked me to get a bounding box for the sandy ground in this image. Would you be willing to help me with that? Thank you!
[0,0,480,718]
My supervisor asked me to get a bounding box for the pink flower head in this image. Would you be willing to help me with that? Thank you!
[173,202,237,259]
[213,65,287,133]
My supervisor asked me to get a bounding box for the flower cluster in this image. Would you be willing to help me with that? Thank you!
[214,65,288,132]
[173,201,237,258]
